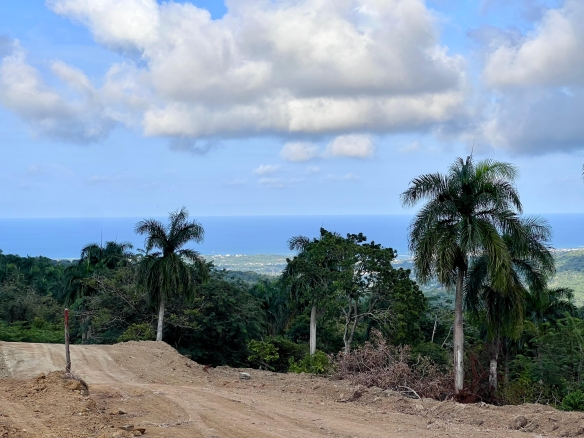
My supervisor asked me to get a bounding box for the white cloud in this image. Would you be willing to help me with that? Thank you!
[280,142,320,162]
[46,0,160,52]
[0,41,116,143]
[168,138,218,155]
[399,140,422,154]
[484,1,584,88]
[326,173,360,181]
[88,174,120,184]
[225,178,247,186]
[477,0,584,153]
[258,177,302,188]
[306,165,320,174]
[27,164,42,176]
[41,0,467,141]
[326,134,374,158]
[252,164,280,176]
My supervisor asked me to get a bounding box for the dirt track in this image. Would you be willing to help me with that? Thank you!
[1,341,583,437]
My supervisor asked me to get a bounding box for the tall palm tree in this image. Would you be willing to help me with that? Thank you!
[135,207,209,342]
[465,216,555,390]
[401,156,523,393]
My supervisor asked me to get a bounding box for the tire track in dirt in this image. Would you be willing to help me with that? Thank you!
[0,342,544,438]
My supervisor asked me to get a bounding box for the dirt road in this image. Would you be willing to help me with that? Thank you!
[0,341,582,437]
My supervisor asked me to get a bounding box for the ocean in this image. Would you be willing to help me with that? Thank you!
[0,214,582,260]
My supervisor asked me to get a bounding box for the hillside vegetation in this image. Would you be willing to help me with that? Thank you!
[550,249,584,304]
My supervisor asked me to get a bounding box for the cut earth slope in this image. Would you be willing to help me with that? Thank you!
[0,341,583,437]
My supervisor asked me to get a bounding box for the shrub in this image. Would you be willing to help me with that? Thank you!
[248,340,279,370]
[333,330,452,400]
[562,390,584,411]
[289,350,331,375]
[117,323,154,342]
[0,320,63,343]
[411,342,450,368]
[267,336,307,372]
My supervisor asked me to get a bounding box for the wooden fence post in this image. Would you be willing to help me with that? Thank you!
[64,308,71,373]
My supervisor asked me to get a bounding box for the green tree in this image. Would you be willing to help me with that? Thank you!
[283,229,343,355]
[60,241,134,343]
[284,229,422,354]
[401,156,523,393]
[135,207,209,341]
[249,278,295,337]
[526,287,577,325]
[466,217,555,390]
[79,241,134,270]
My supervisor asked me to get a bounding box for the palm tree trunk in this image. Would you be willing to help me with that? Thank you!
[454,268,465,393]
[489,335,500,391]
[156,297,165,342]
[309,305,317,355]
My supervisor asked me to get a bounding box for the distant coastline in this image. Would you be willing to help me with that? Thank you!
[1,214,583,260]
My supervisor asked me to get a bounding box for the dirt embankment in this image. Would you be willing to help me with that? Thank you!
[1,341,584,437]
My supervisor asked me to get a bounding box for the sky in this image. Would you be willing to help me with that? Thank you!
[1,0,584,218]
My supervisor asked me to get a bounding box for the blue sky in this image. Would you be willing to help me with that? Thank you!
[1,0,583,218]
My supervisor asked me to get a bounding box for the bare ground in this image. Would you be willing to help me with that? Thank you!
[0,341,583,437]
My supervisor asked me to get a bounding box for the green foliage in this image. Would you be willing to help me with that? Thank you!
[136,207,209,341]
[170,275,264,366]
[117,323,154,342]
[289,350,331,375]
[562,390,584,411]
[0,319,63,343]
[411,342,450,368]
[266,336,307,372]
[549,250,584,305]
[248,340,279,370]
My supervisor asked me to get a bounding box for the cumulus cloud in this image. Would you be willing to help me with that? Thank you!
[280,142,320,162]
[325,134,374,158]
[252,164,280,175]
[484,1,584,88]
[87,174,120,184]
[258,177,302,188]
[41,0,466,142]
[0,35,14,58]
[0,41,116,143]
[168,138,218,154]
[399,140,422,154]
[476,0,584,153]
[326,173,360,181]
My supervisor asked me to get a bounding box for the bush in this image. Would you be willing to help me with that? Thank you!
[266,336,307,372]
[411,342,450,368]
[289,350,331,375]
[498,354,563,406]
[562,390,584,411]
[0,320,63,343]
[117,323,154,342]
[333,330,452,400]
[248,340,279,370]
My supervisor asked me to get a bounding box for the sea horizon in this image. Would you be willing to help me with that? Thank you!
[0,213,583,260]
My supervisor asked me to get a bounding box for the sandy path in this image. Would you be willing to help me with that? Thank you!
[0,341,559,437]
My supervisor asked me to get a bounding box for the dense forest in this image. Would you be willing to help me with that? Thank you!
[3,157,584,410]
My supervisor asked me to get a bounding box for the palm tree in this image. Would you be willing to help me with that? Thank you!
[526,286,576,325]
[80,241,134,270]
[60,241,133,343]
[465,216,555,390]
[61,261,98,343]
[135,207,209,342]
[401,156,523,393]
